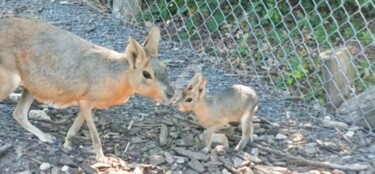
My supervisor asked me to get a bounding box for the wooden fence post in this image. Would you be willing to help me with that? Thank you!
[320,47,355,114]
[112,0,141,19]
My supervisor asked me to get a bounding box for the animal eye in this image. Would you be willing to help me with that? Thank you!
[185,98,193,102]
[143,71,152,79]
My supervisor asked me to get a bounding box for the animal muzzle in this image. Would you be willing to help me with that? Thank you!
[161,85,175,105]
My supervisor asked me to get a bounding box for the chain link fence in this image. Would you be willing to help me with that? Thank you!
[100,0,375,133]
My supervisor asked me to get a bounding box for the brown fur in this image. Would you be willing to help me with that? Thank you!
[174,73,258,152]
[0,16,174,161]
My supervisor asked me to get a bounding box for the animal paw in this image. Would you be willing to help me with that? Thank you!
[39,133,56,144]
[234,144,244,152]
[63,141,73,151]
[96,154,108,163]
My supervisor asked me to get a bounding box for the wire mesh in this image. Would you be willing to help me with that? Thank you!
[109,0,375,133]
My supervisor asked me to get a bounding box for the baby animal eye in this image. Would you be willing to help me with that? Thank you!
[143,71,152,79]
[185,98,193,102]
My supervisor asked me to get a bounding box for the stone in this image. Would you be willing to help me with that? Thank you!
[39,162,51,171]
[275,133,287,139]
[149,154,165,165]
[188,159,205,173]
[29,109,51,121]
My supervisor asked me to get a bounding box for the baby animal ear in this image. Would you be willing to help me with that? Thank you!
[187,72,203,90]
[196,77,207,99]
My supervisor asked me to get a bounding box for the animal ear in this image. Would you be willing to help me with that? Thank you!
[143,26,161,57]
[125,36,149,70]
[194,77,207,99]
[186,72,202,91]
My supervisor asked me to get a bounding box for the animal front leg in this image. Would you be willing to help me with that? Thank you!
[200,125,223,153]
[79,101,106,162]
[63,112,85,150]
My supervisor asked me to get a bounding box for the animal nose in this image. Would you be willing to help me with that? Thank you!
[166,86,175,99]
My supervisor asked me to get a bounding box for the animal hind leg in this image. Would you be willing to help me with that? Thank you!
[234,107,254,152]
[13,89,56,143]
[0,67,20,101]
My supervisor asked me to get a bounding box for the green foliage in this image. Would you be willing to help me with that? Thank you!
[131,0,375,100]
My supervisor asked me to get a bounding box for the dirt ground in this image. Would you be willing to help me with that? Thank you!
[0,0,374,174]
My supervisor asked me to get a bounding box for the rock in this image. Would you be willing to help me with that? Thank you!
[278,128,290,135]
[211,134,229,150]
[9,93,21,101]
[29,109,51,121]
[39,162,51,171]
[159,124,168,146]
[164,151,175,164]
[76,157,84,163]
[237,166,254,174]
[237,151,262,163]
[273,162,286,166]
[133,167,143,174]
[305,170,321,174]
[275,133,287,140]
[250,148,259,156]
[15,170,32,174]
[316,140,340,152]
[301,123,313,128]
[169,132,179,138]
[290,133,304,142]
[0,143,12,157]
[367,154,375,160]
[214,145,228,156]
[257,135,274,141]
[324,115,332,120]
[171,147,209,161]
[188,159,206,173]
[205,160,223,167]
[51,168,59,174]
[175,139,188,146]
[81,163,97,174]
[61,165,69,172]
[185,169,200,174]
[175,156,186,164]
[304,144,318,157]
[155,108,169,116]
[222,168,231,174]
[232,156,245,168]
[345,130,355,137]
[369,144,375,153]
[149,154,165,165]
[131,136,144,143]
[322,120,349,129]
[254,165,288,174]
[181,133,194,146]
[348,126,362,131]
[67,167,81,174]
[58,156,77,167]
[332,169,345,174]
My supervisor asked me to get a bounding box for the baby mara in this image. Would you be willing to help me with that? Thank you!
[174,72,259,152]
